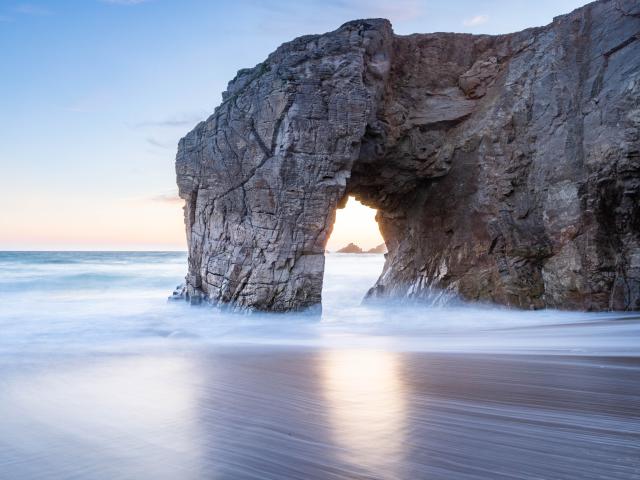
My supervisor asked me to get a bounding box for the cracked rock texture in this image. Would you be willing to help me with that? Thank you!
[176,0,640,311]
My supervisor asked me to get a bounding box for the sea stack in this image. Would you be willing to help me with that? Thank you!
[176,0,640,311]
[337,243,364,254]
[367,243,387,254]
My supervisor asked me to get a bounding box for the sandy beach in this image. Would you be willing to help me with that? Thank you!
[1,347,638,479]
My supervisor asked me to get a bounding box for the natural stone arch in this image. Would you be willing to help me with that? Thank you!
[176,1,640,312]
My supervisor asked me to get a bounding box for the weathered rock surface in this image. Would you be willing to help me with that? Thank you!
[336,243,364,254]
[176,0,640,311]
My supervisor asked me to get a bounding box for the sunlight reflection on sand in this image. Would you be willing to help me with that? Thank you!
[320,349,407,475]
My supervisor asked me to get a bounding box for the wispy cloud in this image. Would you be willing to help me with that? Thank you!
[463,14,489,27]
[146,137,176,149]
[13,3,51,15]
[100,0,152,5]
[151,192,182,204]
[135,113,205,128]
[125,191,183,205]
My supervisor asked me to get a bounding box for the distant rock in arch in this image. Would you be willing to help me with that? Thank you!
[367,243,387,254]
[336,243,364,254]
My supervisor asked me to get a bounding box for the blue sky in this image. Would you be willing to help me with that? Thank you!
[0,0,590,250]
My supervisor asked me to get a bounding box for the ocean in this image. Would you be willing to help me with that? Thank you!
[0,251,639,479]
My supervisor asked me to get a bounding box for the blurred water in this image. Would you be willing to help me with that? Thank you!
[1,252,639,479]
[0,251,639,356]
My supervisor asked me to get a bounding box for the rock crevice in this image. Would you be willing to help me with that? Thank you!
[176,0,640,311]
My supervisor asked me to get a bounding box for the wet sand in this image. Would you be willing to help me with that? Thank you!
[1,347,638,479]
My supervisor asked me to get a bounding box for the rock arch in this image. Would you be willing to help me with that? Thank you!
[176,0,640,311]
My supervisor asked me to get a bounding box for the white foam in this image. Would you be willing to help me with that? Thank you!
[0,251,638,356]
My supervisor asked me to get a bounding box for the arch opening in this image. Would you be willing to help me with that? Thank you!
[326,196,385,254]
[321,196,388,307]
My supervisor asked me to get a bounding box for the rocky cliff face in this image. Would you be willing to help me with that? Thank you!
[176,0,640,311]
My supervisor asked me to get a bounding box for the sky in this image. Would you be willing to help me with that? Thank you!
[0,0,591,251]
